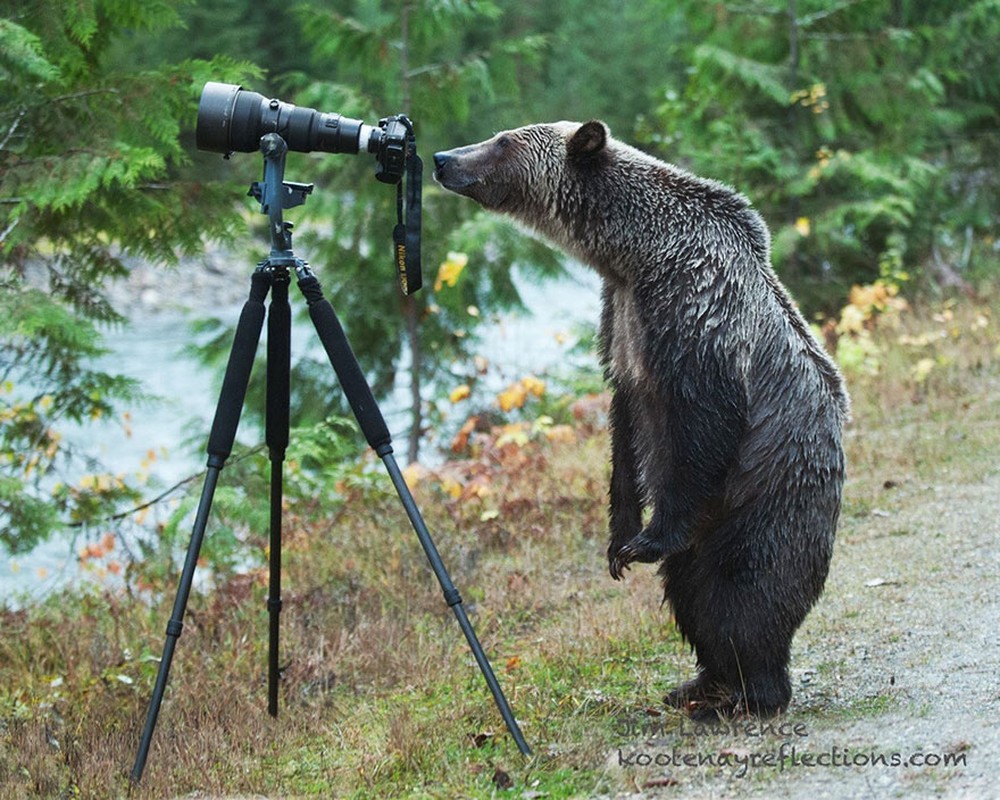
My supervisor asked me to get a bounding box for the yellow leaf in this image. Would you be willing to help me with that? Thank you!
[794,217,811,237]
[449,384,471,403]
[497,383,527,412]
[521,375,545,398]
[434,251,469,291]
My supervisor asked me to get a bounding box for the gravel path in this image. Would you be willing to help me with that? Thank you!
[606,469,1000,798]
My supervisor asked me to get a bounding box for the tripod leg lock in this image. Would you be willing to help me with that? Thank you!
[267,597,283,613]
[165,619,184,638]
[443,587,462,607]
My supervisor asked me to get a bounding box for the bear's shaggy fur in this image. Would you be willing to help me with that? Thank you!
[434,121,849,719]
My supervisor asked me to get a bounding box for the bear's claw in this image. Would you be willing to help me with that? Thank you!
[608,536,664,580]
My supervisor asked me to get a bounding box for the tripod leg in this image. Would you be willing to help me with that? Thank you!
[131,270,270,783]
[266,274,291,717]
[296,270,532,756]
[380,453,533,756]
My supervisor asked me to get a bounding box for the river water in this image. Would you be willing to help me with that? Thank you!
[1,264,601,604]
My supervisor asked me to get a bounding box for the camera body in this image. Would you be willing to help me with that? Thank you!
[196,82,411,185]
[374,115,410,184]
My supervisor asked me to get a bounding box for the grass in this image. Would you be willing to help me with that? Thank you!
[2,290,999,799]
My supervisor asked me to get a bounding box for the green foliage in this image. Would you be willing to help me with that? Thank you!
[642,0,1000,312]
[0,1,258,552]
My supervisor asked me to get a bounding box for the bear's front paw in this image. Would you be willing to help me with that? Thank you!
[608,535,665,580]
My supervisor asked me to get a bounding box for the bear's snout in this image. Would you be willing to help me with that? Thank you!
[432,149,456,186]
[432,147,479,195]
[433,149,467,186]
[433,141,511,210]
[432,151,452,173]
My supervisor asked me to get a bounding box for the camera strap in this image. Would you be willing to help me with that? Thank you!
[393,119,422,296]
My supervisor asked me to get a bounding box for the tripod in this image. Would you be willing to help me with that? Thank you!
[130,134,531,783]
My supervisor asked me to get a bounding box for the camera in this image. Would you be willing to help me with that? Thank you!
[196,82,411,184]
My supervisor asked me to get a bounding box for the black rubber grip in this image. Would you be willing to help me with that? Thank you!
[298,274,391,451]
[207,271,268,459]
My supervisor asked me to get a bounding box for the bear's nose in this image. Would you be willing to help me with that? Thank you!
[433,152,451,172]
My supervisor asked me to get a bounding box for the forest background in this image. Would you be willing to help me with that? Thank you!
[1,1,999,797]
[2,0,998,554]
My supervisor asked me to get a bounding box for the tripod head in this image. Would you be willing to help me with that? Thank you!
[248,134,313,264]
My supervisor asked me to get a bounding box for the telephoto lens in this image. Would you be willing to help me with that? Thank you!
[196,82,378,155]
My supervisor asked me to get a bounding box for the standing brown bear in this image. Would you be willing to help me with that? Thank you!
[434,121,849,719]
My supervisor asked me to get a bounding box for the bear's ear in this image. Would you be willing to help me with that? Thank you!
[567,120,608,162]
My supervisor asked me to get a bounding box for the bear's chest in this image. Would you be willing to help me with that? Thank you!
[608,289,653,389]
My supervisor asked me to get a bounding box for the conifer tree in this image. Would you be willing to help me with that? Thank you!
[0,2,254,551]
[644,0,1000,307]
